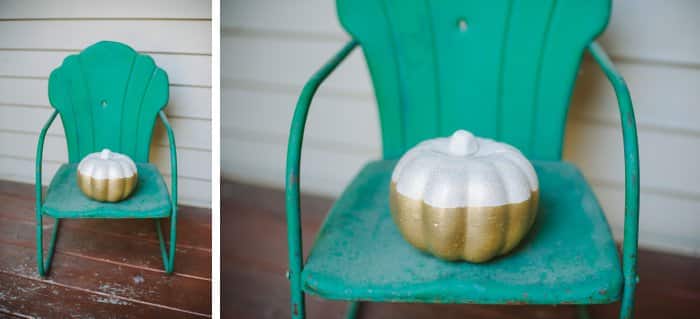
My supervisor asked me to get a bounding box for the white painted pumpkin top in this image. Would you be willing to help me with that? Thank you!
[77,149,137,180]
[391,130,538,208]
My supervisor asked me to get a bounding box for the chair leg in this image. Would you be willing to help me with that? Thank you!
[346,302,361,319]
[577,305,591,319]
[155,217,177,274]
[36,216,60,277]
[290,283,305,319]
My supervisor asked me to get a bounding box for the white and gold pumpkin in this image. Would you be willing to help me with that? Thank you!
[390,130,539,263]
[77,149,138,202]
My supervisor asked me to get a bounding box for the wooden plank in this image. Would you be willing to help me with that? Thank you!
[0,272,206,319]
[0,104,212,151]
[221,0,343,36]
[0,20,211,54]
[599,0,700,65]
[221,36,371,94]
[222,87,380,152]
[0,0,211,19]
[221,135,377,197]
[162,176,211,208]
[222,37,699,134]
[571,60,700,135]
[223,97,700,199]
[0,178,211,317]
[0,51,211,87]
[593,183,700,256]
[0,242,210,316]
[170,86,212,119]
[0,219,211,279]
[564,120,700,199]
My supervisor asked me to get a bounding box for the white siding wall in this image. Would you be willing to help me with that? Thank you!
[0,0,212,207]
[221,0,700,256]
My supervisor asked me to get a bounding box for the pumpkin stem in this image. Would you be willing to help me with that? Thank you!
[448,130,478,156]
[100,149,112,160]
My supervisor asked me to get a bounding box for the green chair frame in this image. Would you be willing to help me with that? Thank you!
[285,2,639,318]
[35,41,178,276]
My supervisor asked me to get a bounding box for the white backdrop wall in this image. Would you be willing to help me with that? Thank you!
[0,0,212,207]
[222,0,700,256]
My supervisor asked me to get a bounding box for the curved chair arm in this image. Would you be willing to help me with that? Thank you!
[158,111,178,210]
[285,40,358,318]
[588,42,640,319]
[35,110,59,210]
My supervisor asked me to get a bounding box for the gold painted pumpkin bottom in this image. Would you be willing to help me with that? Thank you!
[77,172,138,202]
[390,182,538,263]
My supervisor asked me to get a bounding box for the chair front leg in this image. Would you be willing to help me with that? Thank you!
[36,214,60,277]
[346,302,361,319]
[155,216,177,274]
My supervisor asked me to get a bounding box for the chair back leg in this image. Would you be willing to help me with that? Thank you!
[156,216,178,274]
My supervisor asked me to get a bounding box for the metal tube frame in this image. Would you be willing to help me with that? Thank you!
[35,110,179,276]
[284,40,640,319]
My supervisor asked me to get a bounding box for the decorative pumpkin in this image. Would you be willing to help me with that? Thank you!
[390,130,539,263]
[77,149,138,202]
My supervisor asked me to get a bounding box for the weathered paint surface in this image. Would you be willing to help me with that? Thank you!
[36,42,179,276]
[301,160,622,304]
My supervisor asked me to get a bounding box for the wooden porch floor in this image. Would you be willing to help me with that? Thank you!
[223,180,700,319]
[0,180,211,318]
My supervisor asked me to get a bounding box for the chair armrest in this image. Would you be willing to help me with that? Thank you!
[285,40,358,317]
[588,41,640,319]
[158,111,178,212]
[35,110,59,211]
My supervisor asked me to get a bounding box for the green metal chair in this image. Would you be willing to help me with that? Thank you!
[36,41,178,276]
[286,1,639,318]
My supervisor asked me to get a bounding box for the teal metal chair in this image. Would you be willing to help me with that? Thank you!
[286,1,639,318]
[36,41,178,276]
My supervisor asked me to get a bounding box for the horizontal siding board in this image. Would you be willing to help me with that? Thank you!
[223,36,700,135]
[221,36,371,94]
[222,87,380,152]
[0,104,211,151]
[564,120,700,198]
[599,0,700,65]
[169,86,212,119]
[222,136,376,198]
[0,20,211,54]
[0,0,211,19]
[0,79,211,120]
[223,84,700,198]
[163,175,210,208]
[572,59,700,135]
[223,0,699,65]
[222,0,343,36]
[594,182,700,256]
[0,51,211,87]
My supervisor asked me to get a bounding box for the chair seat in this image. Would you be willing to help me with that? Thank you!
[43,163,171,218]
[302,160,622,304]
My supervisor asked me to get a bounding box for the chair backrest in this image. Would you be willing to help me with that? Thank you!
[48,41,169,163]
[337,0,610,160]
